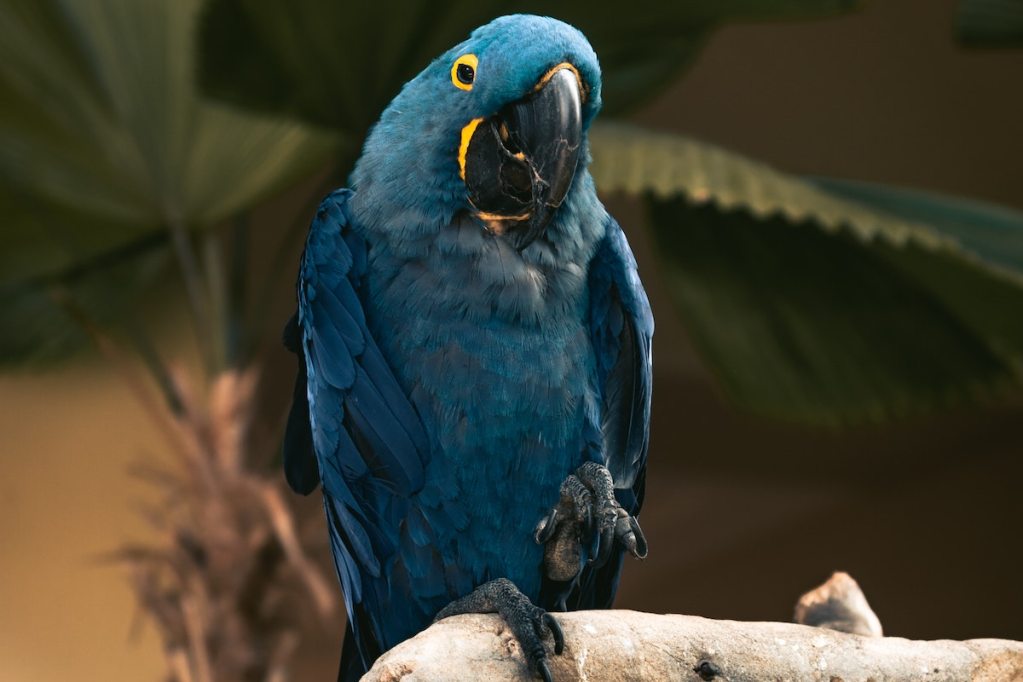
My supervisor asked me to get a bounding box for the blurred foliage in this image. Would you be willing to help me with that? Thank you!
[648,200,1012,424]
[0,186,169,365]
[956,0,1023,47]
[591,124,1023,423]
[3,0,1023,425]
[0,0,335,364]
[812,178,1023,276]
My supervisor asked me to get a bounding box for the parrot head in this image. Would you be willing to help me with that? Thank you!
[350,15,602,251]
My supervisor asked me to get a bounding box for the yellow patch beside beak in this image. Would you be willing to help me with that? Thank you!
[458,117,483,180]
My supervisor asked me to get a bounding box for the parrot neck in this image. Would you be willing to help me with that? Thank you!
[353,167,606,331]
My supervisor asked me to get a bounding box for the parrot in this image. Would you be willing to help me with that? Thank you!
[282,14,653,682]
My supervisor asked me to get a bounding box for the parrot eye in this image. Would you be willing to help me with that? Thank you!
[451,54,478,91]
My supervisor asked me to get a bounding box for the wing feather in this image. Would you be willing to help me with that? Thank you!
[546,217,653,613]
[281,188,430,662]
[588,215,653,512]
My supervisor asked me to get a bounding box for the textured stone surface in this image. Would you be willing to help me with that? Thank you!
[362,610,1023,682]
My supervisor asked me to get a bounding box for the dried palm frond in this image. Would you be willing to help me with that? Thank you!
[113,367,336,682]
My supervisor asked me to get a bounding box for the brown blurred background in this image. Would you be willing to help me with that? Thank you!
[2,1,1021,680]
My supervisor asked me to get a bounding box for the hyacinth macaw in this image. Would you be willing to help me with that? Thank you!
[283,14,652,682]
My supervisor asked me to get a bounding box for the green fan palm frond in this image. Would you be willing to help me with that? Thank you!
[591,123,1023,423]
[0,0,338,366]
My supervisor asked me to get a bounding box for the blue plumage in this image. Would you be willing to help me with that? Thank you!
[283,15,652,680]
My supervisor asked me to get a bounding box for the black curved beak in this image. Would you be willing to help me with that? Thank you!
[462,66,583,250]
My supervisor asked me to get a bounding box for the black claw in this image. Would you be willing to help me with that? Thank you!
[531,611,565,658]
[628,516,648,559]
[600,524,615,564]
[534,508,559,544]
[589,517,614,567]
[537,657,553,682]
[544,613,565,654]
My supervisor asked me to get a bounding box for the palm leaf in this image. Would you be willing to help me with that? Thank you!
[590,122,1023,423]
[956,0,1023,48]
[0,0,338,365]
[0,189,170,365]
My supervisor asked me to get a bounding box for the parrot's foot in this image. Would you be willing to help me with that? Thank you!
[434,578,565,682]
[534,461,647,582]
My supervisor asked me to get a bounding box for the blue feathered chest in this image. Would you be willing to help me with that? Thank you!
[354,185,607,598]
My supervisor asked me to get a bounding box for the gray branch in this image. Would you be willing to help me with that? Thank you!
[361,573,1023,681]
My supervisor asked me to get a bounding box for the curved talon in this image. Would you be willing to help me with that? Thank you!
[537,658,553,682]
[534,508,559,544]
[613,507,648,559]
[544,612,565,654]
[587,534,604,567]
[589,518,614,567]
[627,515,648,559]
[588,500,617,567]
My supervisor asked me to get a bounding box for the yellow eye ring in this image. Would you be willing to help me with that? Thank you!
[451,54,478,91]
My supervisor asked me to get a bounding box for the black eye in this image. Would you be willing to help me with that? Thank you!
[456,63,475,85]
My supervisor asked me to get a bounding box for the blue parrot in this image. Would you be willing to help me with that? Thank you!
[283,15,652,681]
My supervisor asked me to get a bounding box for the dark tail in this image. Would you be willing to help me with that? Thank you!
[337,622,366,682]
[337,609,383,682]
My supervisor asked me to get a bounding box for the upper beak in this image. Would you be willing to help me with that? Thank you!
[462,65,583,250]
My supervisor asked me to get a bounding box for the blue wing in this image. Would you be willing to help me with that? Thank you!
[558,214,652,612]
[590,215,653,514]
[282,189,430,668]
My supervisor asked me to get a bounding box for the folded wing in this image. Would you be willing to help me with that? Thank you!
[282,189,430,665]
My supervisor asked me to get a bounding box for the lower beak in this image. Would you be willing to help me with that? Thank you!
[462,66,583,250]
